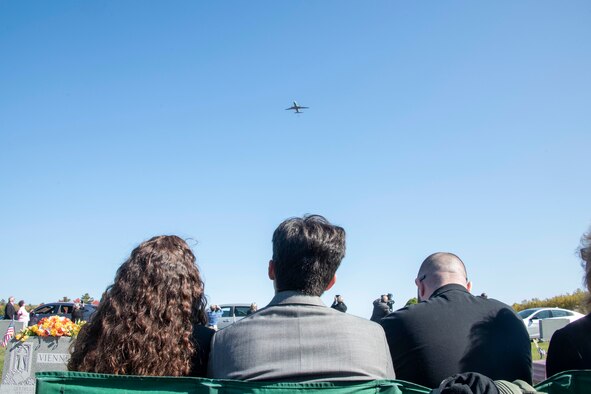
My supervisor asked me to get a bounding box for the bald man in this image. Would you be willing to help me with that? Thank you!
[381,253,532,388]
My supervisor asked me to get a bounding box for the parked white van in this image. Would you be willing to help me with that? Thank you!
[217,304,252,329]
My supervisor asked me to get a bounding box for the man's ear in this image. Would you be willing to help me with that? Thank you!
[466,280,472,293]
[268,260,275,280]
[415,277,426,300]
[325,274,337,291]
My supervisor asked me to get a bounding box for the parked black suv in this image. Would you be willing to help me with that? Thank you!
[29,302,97,325]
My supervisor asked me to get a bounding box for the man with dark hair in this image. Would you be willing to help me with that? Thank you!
[381,252,532,388]
[209,215,395,381]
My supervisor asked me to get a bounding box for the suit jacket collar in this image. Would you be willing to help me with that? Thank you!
[430,283,470,299]
[269,291,326,307]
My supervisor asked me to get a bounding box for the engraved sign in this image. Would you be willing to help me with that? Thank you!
[36,353,70,364]
[1,342,35,390]
[1,337,72,394]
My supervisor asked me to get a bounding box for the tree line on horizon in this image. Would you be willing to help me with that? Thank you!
[402,289,590,314]
[511,288,589,314]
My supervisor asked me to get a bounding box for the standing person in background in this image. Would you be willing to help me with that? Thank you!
[17,300,29,326]
[207,305,223,330]
[4,297,16,320]
[72,303,84,322]
[370,294,390,322]
[386,293,395,312]
[68,235,213,377]
[381,252,531,388]
[546,230,591,377]
[247,303,258,315]
[331,295,347,313]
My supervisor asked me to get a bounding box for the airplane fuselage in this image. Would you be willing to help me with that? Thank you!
[286,101,308,113]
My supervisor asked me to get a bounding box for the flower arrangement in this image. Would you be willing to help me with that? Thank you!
[15,316,85,341]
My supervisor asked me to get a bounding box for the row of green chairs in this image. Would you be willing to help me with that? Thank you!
[35,370,591,394]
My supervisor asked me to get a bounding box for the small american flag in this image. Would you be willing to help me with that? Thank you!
[1,321,15,347]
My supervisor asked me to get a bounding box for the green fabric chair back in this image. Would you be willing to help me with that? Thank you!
[35,371,432,394]
[534,370,591,394]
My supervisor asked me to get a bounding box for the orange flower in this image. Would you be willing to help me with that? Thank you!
[16,316,85,339]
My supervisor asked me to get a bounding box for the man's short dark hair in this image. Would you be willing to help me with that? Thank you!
[272,214,346,296]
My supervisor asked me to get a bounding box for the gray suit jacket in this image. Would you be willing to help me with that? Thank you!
[208,291,395,382]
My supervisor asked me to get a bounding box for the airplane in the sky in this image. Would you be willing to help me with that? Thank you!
[285,101,309,113]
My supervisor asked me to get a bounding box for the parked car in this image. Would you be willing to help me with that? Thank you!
[29,302,97,326]
[217,304,252,330]
[518,307,584,339]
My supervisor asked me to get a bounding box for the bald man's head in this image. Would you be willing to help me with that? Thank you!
[415,252,471,301]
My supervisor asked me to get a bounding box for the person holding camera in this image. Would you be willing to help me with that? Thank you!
[370,294,391,322]
[386,293,395,312]
[207,305,223,331]
[247,303,258,315]
[331,295,347,313]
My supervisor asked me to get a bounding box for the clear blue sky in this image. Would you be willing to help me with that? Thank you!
[1,1,590,317]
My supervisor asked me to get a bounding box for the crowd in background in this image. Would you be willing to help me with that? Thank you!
[3,297,30,326]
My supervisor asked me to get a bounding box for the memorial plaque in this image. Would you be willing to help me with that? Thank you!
[1,337,72,394]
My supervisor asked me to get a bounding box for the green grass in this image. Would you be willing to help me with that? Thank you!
[0,345,4,369]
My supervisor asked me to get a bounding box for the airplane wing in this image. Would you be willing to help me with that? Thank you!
[286,106,296,110]
[299,106,309,109]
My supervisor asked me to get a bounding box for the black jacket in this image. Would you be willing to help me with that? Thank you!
[546,313,591,377]
[190,325,215,377]
[381,284,532,388]
[331,301,347,313]
[71,308,85,322]
[4,302,16,320]
[370,299,389,322]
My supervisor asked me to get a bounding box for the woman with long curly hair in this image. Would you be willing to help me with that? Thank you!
[68,235,213,376]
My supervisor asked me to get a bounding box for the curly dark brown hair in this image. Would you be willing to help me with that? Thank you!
[68,235,207,376]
